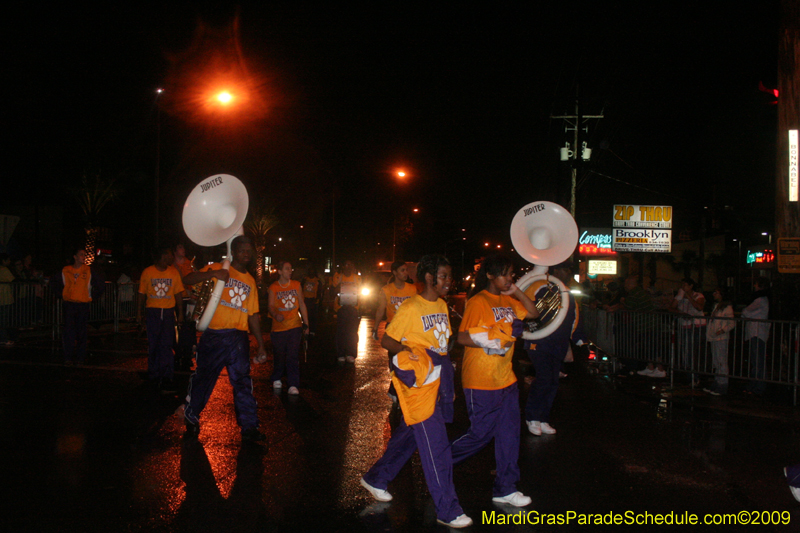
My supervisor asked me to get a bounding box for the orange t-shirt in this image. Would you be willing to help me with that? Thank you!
[200,263,259,331]
[459,290,528,390]
[139,265,185,309]
[62,264,92,303]
[269,279,303,332]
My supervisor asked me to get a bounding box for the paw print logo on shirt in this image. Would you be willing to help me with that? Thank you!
[433,321,449,351]
[229,286,246,307]
[281,294,296,309]
[155,282,168,297]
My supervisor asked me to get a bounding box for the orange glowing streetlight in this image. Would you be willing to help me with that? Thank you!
[216,90,234,105]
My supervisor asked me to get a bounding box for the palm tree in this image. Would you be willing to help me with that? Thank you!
[71,170,119,265]
[244,204,279,283]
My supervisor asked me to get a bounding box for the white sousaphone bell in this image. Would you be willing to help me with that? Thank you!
[182,174,249,331]
[510,201,578,340]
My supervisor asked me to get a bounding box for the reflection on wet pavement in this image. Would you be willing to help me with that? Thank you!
[4,317,800,531]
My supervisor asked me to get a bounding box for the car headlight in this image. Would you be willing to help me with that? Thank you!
[361,287,371,296]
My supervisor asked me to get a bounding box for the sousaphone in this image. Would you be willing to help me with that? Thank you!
[182,174,249,331]
[510,201,578,340]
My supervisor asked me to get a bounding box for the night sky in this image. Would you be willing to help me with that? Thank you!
[2,2,780,269]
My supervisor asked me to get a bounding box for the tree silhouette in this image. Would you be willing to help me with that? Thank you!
[244,204,279,283]
[71,170,119,265]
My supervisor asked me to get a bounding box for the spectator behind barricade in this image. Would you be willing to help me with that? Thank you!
[613,275,663,378]
[12,259,31,325]
[743,277,771,396]
[704,287,734,396]
[24,255,45,324]
[0,254,14,346]
[669,278,706,386]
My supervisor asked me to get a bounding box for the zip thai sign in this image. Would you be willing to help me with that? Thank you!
[612,228,672,253]
[613,205,673,229]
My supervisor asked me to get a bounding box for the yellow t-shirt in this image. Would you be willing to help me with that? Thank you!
[381,282,418,323]
[386,295,451,425]
[62,264,92,303]
[333,272,361,311]
[139,265,185,309]
[386,294,451,356]
[200,263,259,331]
[269,279,303,332]
[459,290,528,390]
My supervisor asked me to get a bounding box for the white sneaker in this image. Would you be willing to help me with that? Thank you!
[637,367,654,376]
[360,477,392,502]
[526,420,541,435]
[337,356,345,363]
[437,514,473,528]
[288,386,299,395]
[346,355,356,363]
[650,369,666,378]
[492,491,532,507]
[540,422,556,435]
[272,380,282,389]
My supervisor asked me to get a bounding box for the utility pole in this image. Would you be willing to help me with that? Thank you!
[775,0,800,319]
[551,87,603,218]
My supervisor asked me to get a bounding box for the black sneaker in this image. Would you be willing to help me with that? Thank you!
[241,428,266,442]
[184,420,200,438]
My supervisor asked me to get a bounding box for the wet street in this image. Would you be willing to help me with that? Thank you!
[3,318,800,532]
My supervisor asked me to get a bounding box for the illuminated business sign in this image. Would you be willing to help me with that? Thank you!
[612,228,672,253]
[778,238,800,273]
[790,130,798,202]
[613,205,673,228]
[588,260,617,275]
[578,228,615,255]
[747,250,775,265]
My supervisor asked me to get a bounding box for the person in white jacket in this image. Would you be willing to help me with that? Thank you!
[743,277,770,395]
[704,288,734,396]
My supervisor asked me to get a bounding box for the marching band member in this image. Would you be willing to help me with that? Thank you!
[301,264,322,337]
[268,260,309,395]
[523,260,587,436]
[360,255,472,529]
[333,260,361,363]
[137,246,184,392]
[451,253,538,507]
[373,260,417,401]
[182,236,268,442]
[61,248,92,364]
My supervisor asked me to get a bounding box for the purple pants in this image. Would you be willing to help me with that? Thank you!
[362,404,463,523]
[185,329,259,431]
[526,347,562,423]
[335,305,360,359]
[270,327,301,387]
[146,307,175,380]
[62,301,90,363]
[450,383,521,497]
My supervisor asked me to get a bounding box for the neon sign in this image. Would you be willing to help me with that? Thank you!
[747,250,775,265]
[578,229,616,255]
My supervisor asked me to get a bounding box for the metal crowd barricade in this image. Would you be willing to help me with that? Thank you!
[582,306,800,405]
[0,280,142,346]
